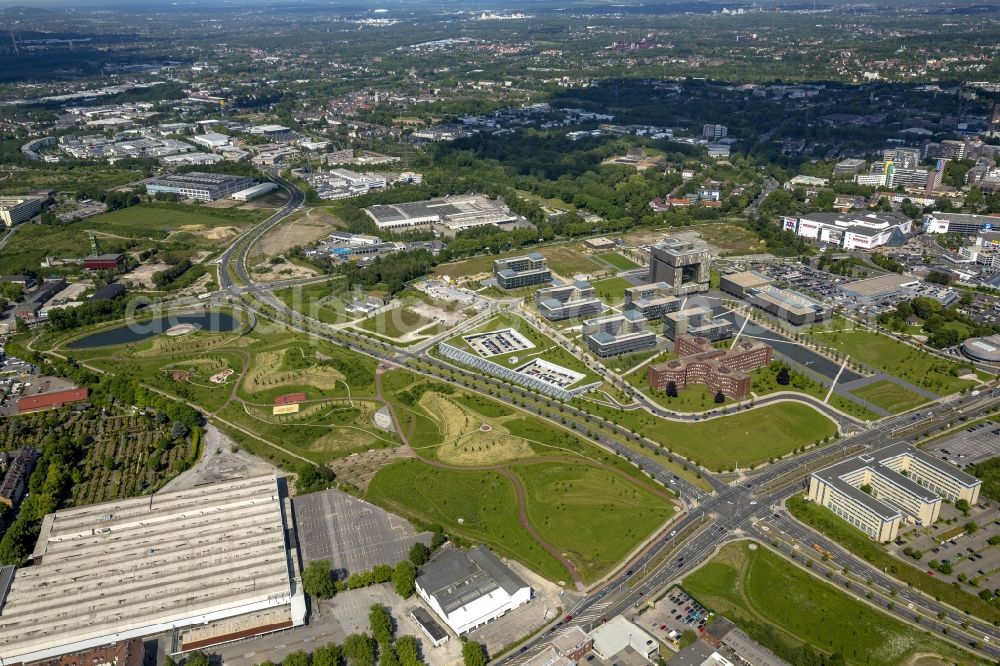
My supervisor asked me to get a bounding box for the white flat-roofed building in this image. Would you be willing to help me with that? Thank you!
[0,475,305,663]
[792,211,912,250]
[190,132,230,149]
[808,443,981,542]
[232,182,279,201]
[364,195,520,232]
[589,616,659,662]
[415,546,531,635]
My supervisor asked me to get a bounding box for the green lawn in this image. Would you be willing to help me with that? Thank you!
[429,242,600,280]
[275,280,353,325]
[684,542,980,666]
[366,460,573,583]
[809,324,975,395]
[596,252,640,271]
[590,276,634,302]
[0,203,267,275]
[355,306,435,339]
[539,246,603,277]
[787,495,1000,625]
[514,462,674,582]
[850,380,929,414]
[576,400,837,471]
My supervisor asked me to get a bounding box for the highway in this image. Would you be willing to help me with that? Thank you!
[213,176,1000,663]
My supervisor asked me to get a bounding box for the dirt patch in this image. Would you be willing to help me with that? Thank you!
[259,207,343,258]
[328,446,416,491]
[419,392,534,465]
[243,349,345,394]
[122,262,171,289]
[250,259,318,281]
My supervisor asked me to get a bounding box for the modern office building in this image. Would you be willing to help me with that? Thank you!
[494,253,553,289]
[415,546,531,635]
[719,271,772,299]
[364,195,520,232]
[833,158,866,175]
[647,335,772,401]
[536,281,604,321]
[647,239,711,295]
[663,306,733,342]
[582,310,658,357]
[790,211,912,250]
[144,172,255,201]
[702,124,728,141]
[0,196,45,227]
[744,284,831,325]
[924,211,1000,235]
[808,444,982,542]
[0,475,306,663]
[623,282,680,320]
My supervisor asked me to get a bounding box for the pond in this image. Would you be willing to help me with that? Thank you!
[67,312,240,349]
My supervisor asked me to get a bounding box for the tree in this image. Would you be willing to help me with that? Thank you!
[955,499,971,513]
[369,603,394,646]
[379,648,400,666]
[344,634,376,666]
[393,560,416,598]
[314,643,343,666]
[284,652,311,666]
[171,420,190,439]
[186,652,211,666]
[462,641,487,666]
[303,560,337,599]
[408,542,431,566]
[965,521,979,534]
[395,637,423,666]
[714,391,725,404]
[776,366,791,385]
[665,381,678,398]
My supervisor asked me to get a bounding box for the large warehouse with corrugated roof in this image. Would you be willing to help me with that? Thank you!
[0,475,306,664]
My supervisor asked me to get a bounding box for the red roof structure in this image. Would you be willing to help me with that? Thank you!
[17,387,89,413]
[274,392,307,406]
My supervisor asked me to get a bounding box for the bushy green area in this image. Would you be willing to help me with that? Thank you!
[685,541,980,666]
[849,380,929,415]
[367,460,572,583]
[514,462,673,582]
[786,496,1000,624]
[968,457,1000,503]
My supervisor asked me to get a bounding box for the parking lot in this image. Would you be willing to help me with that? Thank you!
[894,505,1000,589]
[209,583,464,666]
[292,489,431,578]
[633,586,711,644]
[928,421,1000,468]
[468,558,570,656]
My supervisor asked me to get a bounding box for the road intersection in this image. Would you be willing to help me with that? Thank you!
[215,179,1000,663]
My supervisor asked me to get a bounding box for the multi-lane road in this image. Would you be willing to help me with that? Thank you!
[215,178,1000,663]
